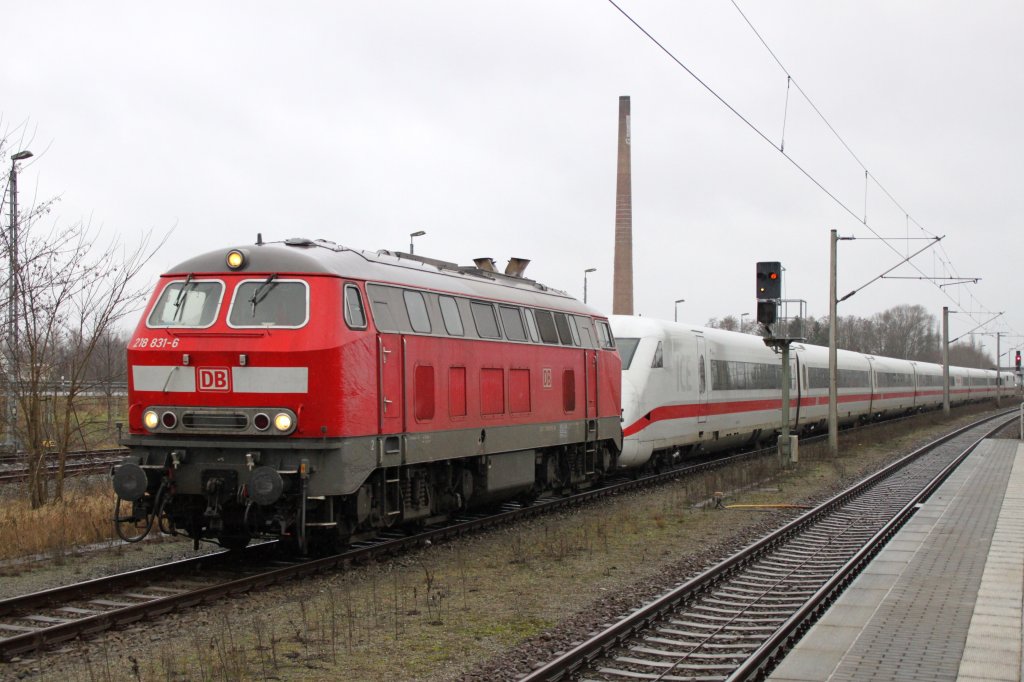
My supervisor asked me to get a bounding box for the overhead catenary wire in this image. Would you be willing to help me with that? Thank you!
[607,0,1013,341]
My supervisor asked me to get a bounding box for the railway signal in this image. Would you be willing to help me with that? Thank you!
[756,262,782,326]
[756,261,782,299]
[1016,350,1021,372]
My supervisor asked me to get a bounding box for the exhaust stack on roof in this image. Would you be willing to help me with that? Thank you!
[473,258,498,273]
[613,95,634,315]
[504,258,530,278]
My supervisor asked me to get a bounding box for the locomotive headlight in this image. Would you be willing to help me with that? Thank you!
[226,249,246,270]
[273,412,293,432]
[143,410,159,430]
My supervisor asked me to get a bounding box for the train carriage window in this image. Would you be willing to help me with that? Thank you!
[651,341,664,368]
[470,302,502,339]
[228,279,308,328]
[617,338,640,369]
[403,290,431,333]
[534,310,560,344]
[439,296,464,336]
[343,284,367,330]
[552,312,574,346]
[498,306,528,342]
[524,309,540,343]
[148,279,224,328]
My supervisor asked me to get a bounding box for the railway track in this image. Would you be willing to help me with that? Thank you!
[0,448,127,484]
[0,436,791,661]
[0,406,1005,662]
[521,409,1016,682]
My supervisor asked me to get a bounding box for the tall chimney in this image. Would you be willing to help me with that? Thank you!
[613,96,633,315]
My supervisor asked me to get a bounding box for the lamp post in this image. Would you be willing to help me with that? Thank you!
[674,298,685,323]
[583,268,596,303]
[409,230,426,255]
[740,312,750,333]
[8,150,32,451]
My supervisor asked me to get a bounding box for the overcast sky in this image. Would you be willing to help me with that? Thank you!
[3,1,1022,360]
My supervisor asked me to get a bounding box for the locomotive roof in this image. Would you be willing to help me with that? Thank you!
[163,237,601,316]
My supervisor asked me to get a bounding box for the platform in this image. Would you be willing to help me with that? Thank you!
[768,438,1024,682]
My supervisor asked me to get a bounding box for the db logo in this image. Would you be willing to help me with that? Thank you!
[198,367,231,392]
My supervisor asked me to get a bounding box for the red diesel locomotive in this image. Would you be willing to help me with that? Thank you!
[113,238,622,550]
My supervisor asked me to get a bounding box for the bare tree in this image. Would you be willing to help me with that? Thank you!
[1,132,163,507]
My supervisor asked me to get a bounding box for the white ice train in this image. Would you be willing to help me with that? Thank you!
[611,315,1014,467]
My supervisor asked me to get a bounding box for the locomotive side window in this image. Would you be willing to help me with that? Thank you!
[617,338,640,369]
[471,302,502,339]
[534,310,560,344]
[567,316,582,346]
[227,279,308,328]
[366,284,399,332]
[343,283,367,330]
[573,316,596,348]
[403,290,432,333]
[439,296,464,336]
[523,309,540,343]
[596,320,616,349]
[147,279,223,328]
[552,312,574,346]
[499,306,527,342]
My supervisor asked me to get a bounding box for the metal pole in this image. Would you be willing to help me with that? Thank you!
[7,160,18,450]
[9,160,18,351]
[780,342,791,462]
[942,306,950,416]
[409,230,425,255]
[583,268,596,304]
[828,229,838,456]
[997,332,1002,408]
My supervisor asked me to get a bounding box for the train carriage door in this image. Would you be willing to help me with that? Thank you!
[696,335,708,423]
[377,333,404,435]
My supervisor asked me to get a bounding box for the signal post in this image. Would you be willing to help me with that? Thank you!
[757,262,804,465]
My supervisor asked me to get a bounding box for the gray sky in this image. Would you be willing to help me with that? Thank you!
[3,1,1022,360]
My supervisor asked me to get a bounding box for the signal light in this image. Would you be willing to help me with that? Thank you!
[1016,351,1021,371]
[756,261,782,299]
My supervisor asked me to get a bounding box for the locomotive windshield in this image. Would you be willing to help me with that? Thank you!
[617,337,640,369]
[228,279,309,328]
[147,279,223,328]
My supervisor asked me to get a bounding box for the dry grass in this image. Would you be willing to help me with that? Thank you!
[0,479,119,563]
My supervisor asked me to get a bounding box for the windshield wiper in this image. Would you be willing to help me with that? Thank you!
[171,273,195,322]
[249,273,278,317]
